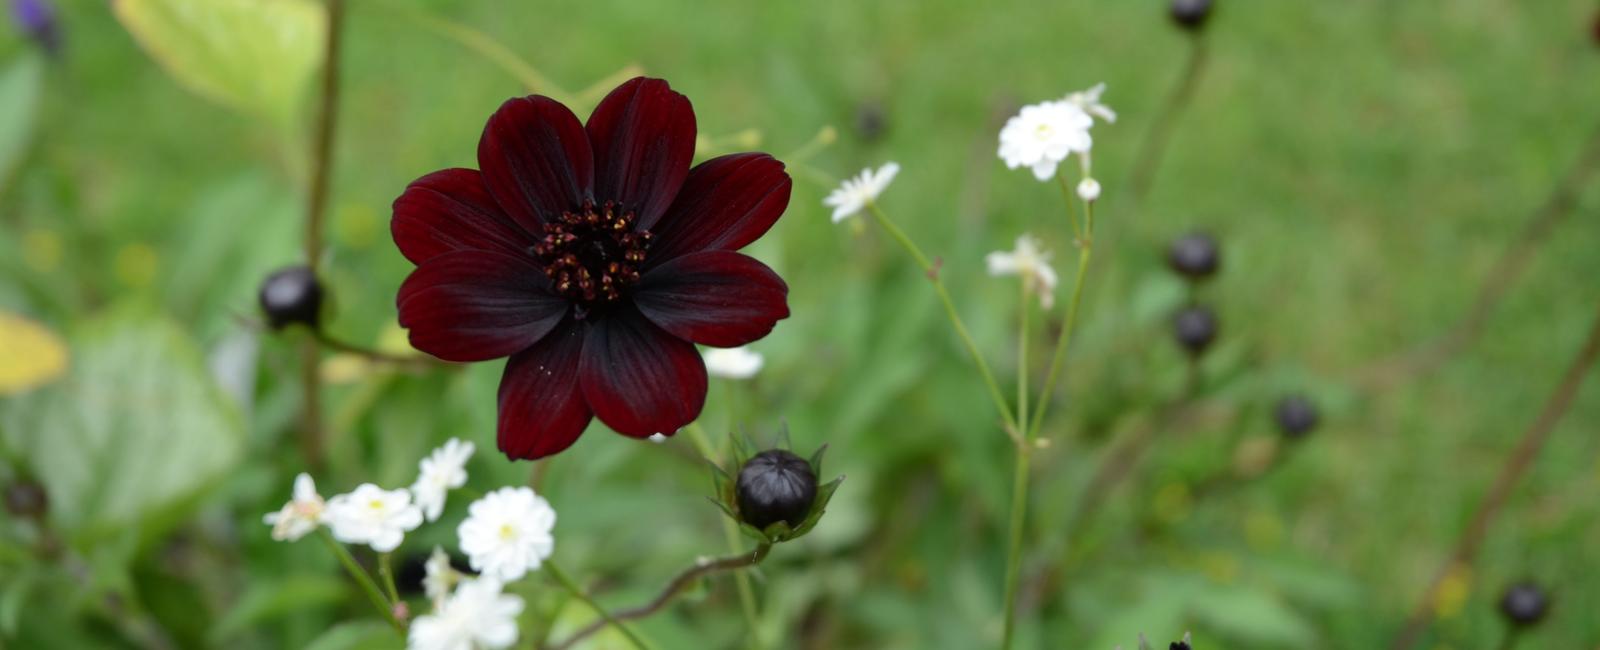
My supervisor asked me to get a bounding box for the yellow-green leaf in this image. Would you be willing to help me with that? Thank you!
[113,0,326,128]
[0,311,68,395]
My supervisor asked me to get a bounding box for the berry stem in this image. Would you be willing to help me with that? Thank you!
[312,329,449,369]
[316,530,404,635]
[546,562,651,650]
[1128,32,1209,206]
[683,422,766,648]
[1390,302,1600,650]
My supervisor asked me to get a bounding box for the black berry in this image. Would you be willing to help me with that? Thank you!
[1170,0,1213,30]
[259,266,324,330]
[1171,643,1191,650]
[1172,305,1218,356]
[1499,582,1549,627]
[3,479,47,519]
[1166,231,1220,281]
[736,450,818,530]
[1274,395,1319,439]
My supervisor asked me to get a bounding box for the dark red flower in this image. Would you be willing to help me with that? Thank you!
[392,78,792,460]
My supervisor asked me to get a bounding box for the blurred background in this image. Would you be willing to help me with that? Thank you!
[2,0,1599,648]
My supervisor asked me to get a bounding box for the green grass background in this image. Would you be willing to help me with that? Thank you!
[2,0,1599,648]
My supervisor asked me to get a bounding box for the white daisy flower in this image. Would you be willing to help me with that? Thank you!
[998,101,1092,181]
[703,346,764,380]
[407,577,525,650]
[422,546,457,610]
[412,438,475,522]
[263,473,324,542]
[824,162,900,223]
[1077,177,1102,203]
[1063,82,1116,124]
[457,487,556,582]
[323,483,424,553]
[986,235,1060,309]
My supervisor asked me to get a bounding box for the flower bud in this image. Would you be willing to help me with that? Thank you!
[1172,305,1217,356]
[1170,0,1213,31]
[259,265,325,330]
[1274,395,1319,439]
[736,449,818,530]
[1166,231,1220,281]
[1077,178,1102,203]
[1499,582,1549,628]
[3,479,47,519]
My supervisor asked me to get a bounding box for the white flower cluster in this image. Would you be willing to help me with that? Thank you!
[998,82,1114,186]
[986,235,1060,309]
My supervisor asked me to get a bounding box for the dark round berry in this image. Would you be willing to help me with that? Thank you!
[1499,582,1549,627]
[1274,395,1319,439]
[855,101,888,143]
[258,266,324,330]
[1170,0,1213,30]
[3,479,48,519]
[1171,642,1191,650]
[1166,231,1220,281]
[736,450,818,531]
[1172,305,1218,356]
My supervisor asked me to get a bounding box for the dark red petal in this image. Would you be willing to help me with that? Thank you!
[397,250,568,362]
[633,251,789,348]
[647,154,792,265]
[579,305,707,437]
[479,95,594,233]
[498,321,592,459]
[391,168,535,265]
[585,77,696,230]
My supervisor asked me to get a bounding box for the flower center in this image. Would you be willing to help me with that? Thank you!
[498,523,516,541]
[533,200,652,306]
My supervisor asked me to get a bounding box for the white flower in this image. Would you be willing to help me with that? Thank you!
[458,487,556,582]
[824,162,899,223]
[647,433,670,443]
[423,546,456,609]
[412,438,475,522]
[323,483,423,553]
[263,473,324,542]
[408,577,524,650]
[986,235,1060,309]
[998,100,1093,181]
[1063,82,1116,124]
[703,346,764,380]
[1077,178,1102,202]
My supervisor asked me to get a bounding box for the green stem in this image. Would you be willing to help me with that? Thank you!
[865,202,1020,436]
[546,562,650,650]
[1017,278,1031,443]
[683,423,765,647]
[378,552,401,605]
[382,0,571,103]
[998,442,1032,649]
[317,530,404,634]
[1027,199,1095,439]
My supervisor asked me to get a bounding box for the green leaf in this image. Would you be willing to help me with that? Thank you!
[210,575,349,643]
[1,308,245,536]
[1188,584,1314,646]
[301,620,400,650]
[0,53,43,189]
[113,0,326,128]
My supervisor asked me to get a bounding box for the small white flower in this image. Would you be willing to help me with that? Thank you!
[1063,82,1116,124]
[998,100,1092,181]
[324,483,423,553]
[647,433,670,443]
[412,438,475,522]
[263,473,325,542]
[703,346,764,380]
[1077,177,1102,202]
[986,235,1060,309]
[458,487,556,582]
[407,577,525,650]
[824,162,899,223]
[423,546,456,609]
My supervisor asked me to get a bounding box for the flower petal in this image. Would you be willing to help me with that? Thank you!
[579,305,706,437]
[633,251,789,347]
[647,153,791,265]
[398,250,568,362]
[479,95,594,233]
[498,321,592,459]
[392,168,535,265]
[585,77,696,230]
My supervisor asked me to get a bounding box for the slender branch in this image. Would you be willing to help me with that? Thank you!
[682,423,764,646]
[1027,196,1095,439]
[317,530,405,634]
[383,0,570,103]
[546,562,650,650]
[1390,302,1600,650]
[297,0,346,471]
[378,552,401,605]
[546,545,772,650]
[313,329,449,369]
[1128,34,1208,206]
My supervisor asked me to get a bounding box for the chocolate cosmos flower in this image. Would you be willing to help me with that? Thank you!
[392,78,792,459]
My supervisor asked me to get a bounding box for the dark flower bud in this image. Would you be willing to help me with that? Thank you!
[1166,232,1220,281]
[736,449,818,530]
[1274,394,1319,439]
[1170,0,1213,30]
[259,265,324,330]
[1171,643,1191,650]
[855,101,888,143]
[3,479,47,519]
[1499,582,1549,628]
[1172,305,1217,356]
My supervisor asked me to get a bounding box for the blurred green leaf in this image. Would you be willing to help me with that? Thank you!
[0,53,42,189]
[210,575,348,642]
[1188,584,1314,646]
[301,619,399,650]
[113,0,326,128]
[1,308,245,536]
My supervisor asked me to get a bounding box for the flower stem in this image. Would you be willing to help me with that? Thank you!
[378,552,401,605]
[1027,197,1094,439]
[865,202,1021,435]
[683,422,765,647]
[317,530,404,634]
[546,562,651,650]
[1129,33,1208,206]
[379,0,571,104]
[998,440,1032,650]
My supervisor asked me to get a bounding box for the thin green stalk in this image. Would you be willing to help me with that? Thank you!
[546,562,650,650]
[317,530,404,634]
[683,423,764,648]
[1027,198,1095,439]
[865,202,1020,435]
[1017,278,1031,443]
[382,0,571,103]
[998,442,1032,649]
[378,552,401,605]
